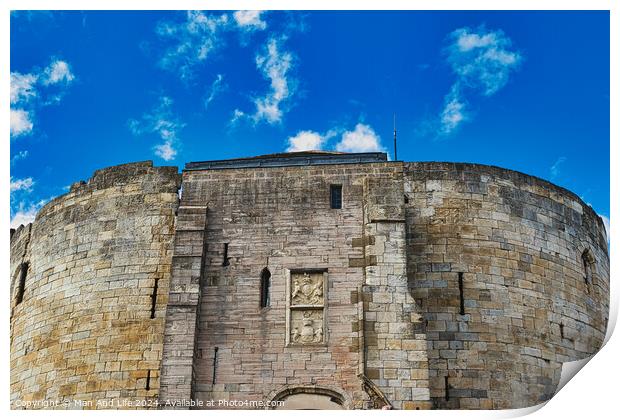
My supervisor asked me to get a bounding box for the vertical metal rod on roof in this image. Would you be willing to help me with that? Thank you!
[393,113,398,161]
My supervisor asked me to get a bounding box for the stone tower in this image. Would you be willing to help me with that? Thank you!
[10,152,609,410]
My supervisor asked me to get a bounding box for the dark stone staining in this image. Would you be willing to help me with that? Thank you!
[431,263,451,272]
[351,235,375,248]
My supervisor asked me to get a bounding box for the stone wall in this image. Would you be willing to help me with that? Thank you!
[159,161,431,409]
[10,154,609,410]
[158,203,207,405]
[10,161,180,409]
[361,171,431,409]
[404,162,609,409]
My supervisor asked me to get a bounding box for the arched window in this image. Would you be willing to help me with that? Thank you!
[582,250,595,293]
[15,262,28,305]
[260,268,271,308]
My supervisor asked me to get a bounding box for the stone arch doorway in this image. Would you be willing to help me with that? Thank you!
[269,386,349,410]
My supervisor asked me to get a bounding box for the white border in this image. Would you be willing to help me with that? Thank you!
[3,2,616,420]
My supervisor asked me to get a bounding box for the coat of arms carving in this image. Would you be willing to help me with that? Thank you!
[291,272,323,306]
[288,271,326,345]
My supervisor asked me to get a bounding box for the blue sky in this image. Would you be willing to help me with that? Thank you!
[10,10,610,232]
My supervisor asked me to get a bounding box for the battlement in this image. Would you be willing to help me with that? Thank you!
[70,160,180,192]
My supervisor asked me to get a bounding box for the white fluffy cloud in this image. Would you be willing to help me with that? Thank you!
[455,31,499,51]
[10,58,75,138]
[439,87,467,136]
[10,109,34,137]
[155,10,271,81]
[153,11,300,126]
[286,131,327,152]
[42,60,75,85]
[250,38,296,124]
[286,124,385,154]
[233,10,267,30]
[154,141,177,161]
[10,59,74,227]
[128,96,184,161]
[10,198,50,229]
[437,26,522,135]
[229,109,244,123]
[10,177,35,192]
[336,124,385,153]
[10,72,38,104]
[10,206,39,229]
[156,11,230,80]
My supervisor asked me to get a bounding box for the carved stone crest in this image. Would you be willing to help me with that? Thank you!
[291,272,323,306]
[288,270,326,346]
[290,310,324,344]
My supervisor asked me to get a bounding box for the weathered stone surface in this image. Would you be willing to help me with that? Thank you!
[179,161,406,409]
[10,161,180,409]
[10,153,609,410]
[405,161,609,409]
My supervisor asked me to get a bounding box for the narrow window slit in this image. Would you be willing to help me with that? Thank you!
[260,268,271,308]
[444,375,450,401]
[145,369,151,390]
[330,185,342,209]
[212,346,219,384]
[582,250,594,294]
[458,272,465,316]
[560,323,564,339]
[222,243,230,266]
[15,262,28,306]
[150,279,159,319]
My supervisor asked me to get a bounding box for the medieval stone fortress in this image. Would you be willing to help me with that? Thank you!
[9,151,609,410]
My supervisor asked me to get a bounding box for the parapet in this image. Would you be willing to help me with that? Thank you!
[72,160,179,191]
[185,151,388,171]
[406,161,608,250]
[28,161,181,226]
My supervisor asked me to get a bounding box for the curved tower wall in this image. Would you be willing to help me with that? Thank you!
[404,162,609,409]
[10,162,180,408]
[9,154,609,410]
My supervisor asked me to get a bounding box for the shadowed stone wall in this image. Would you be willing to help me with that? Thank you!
[404,162,609,409]
[361,172,431,409]
[10,162,180,409]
